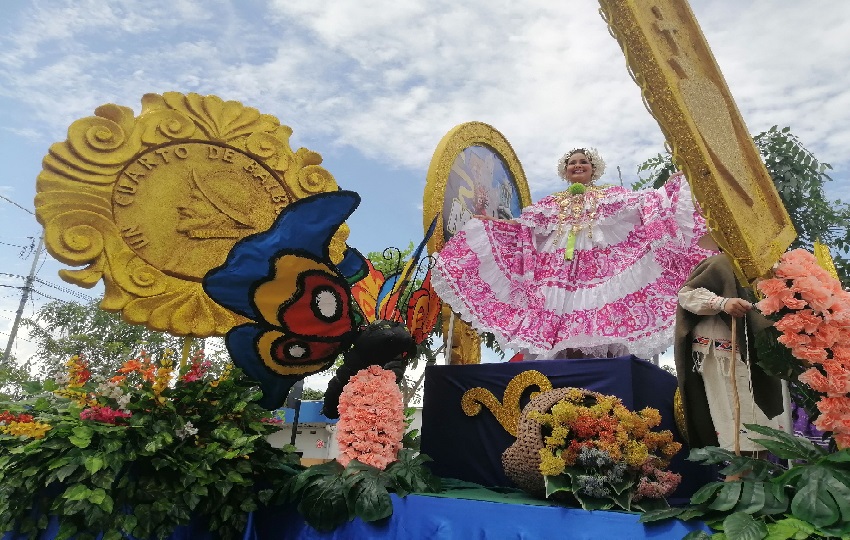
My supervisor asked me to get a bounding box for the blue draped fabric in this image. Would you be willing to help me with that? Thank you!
[4,494,709,539]
[256,494,709,539]
[419,356,715,502]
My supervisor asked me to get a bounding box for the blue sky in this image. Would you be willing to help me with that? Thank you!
[1,0,849,369]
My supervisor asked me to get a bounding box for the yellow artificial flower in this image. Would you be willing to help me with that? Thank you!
[539,448,566,476]
[1,421,52,439]
[153,353,175,398]
[210,363,233,388]
[624,440,649,467]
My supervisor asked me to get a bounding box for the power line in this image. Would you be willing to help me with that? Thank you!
[0,194,34,216]
[32,278,95,301]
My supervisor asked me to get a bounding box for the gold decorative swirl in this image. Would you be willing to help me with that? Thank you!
[44,212,110,264]
[139,109,197,145]
[461,370,553,437]
[67,117,138,166]
[293,164,337,198]
[246,131,284,160]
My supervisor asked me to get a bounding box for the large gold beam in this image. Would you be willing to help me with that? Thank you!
[599,0,796,281]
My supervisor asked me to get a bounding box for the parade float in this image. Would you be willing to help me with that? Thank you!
[2,0,850,539]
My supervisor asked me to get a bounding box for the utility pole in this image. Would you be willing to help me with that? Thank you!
[2,234,44,363]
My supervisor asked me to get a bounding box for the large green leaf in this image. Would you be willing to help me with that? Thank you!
[297,474,351,532]
[759,482,789,516]
[690,481,724,505]
[708,481,743,512]
[765,517,816,540]
[790,466,850,528]
[734,481,767,514]
[384,450,440,495]
[722,512,767,540]
[345,472,394,522]
[543,474,572,499]
[639,507,686,523]
[745,424,826,461]
[682,532,712,540]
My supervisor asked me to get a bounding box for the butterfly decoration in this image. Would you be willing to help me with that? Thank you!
[318,217,442,419]
[350,215,441,344]
[204,189,442,410]
[203,191,366,409]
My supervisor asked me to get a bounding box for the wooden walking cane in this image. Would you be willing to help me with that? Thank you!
[730,317,742,456]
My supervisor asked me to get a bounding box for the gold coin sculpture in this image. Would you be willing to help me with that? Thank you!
[36,92,348,337]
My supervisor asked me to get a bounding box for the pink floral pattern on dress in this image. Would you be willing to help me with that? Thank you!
[432,174,714,359]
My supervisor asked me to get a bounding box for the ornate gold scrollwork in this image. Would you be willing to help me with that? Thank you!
[461,370,553,436]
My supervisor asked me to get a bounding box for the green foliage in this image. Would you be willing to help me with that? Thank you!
[754,126,849,262]
[301,387,326,401]
[401,406,421,451]
[0,354,32,400]
[634,127,850,283]
[367,243,415,278]
[287,448,441,531]
[640,424,850,539]
[634,152,677,191]
[23,300,186,381]
[0,355,303,539]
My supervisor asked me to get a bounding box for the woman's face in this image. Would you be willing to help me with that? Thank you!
[566,152,594,185]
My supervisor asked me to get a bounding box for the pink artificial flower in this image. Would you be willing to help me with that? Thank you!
[810,324,841,350]
[774,249,821,280]
[777,332,811,349]
[756,296,786,316]
[832,346,850,364]
[775,310,823,335]
[799,364,850,396]
[336,366,405,470]
[793,276,835,314]
[791,345,829,364]
[834,432,850,450]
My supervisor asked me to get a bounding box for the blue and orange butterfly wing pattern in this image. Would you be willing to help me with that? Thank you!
[203,191,362,409]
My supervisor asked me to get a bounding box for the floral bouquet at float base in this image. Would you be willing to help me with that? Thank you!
[0,351,300,540]
[754,248,850,448]
[530,388,682,512]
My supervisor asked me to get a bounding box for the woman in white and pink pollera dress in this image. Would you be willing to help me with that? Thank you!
[432,147,715,361]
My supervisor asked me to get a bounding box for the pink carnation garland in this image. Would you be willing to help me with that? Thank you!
[336,365,405,470]
[756,248,850,448]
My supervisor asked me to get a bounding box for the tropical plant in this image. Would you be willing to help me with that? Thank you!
[531,388,682,512]
[0,351,302,539]
[286,449,441,532]
[641,424,850,540]
[300,387,326,401]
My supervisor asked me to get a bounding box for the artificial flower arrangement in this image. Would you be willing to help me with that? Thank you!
[530,388,682,512]
[641,248,850,539]
[755,248,850,448]
[286,365,441,532]
[0,351,302,540]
